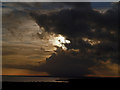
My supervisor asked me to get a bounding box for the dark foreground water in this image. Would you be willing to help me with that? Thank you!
[2,76,119,90]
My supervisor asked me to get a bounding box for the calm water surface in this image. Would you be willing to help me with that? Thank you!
[2,76,68,82]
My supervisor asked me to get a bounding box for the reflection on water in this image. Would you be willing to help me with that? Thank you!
[2,76,68,83]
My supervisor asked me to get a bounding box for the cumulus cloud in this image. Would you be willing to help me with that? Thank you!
[37,48,95,77]
[31,2,119,77]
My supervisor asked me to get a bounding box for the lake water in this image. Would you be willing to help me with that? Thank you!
[2,76,68,82]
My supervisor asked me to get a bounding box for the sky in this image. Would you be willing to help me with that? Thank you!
[2,2,119,77]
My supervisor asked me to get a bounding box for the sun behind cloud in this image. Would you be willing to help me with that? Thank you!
[49,34,71,50]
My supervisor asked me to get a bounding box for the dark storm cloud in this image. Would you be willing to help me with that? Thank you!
[38,48,95,76]
[31,2,119,38]
[29,2,119,76]
[30,2,119,54]
[39,47,119,77]
[30,2,93,38]
[3,2,119,76]
[91,4,119,31]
